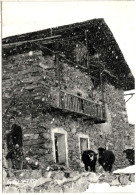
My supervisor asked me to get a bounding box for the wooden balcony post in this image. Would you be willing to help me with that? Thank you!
[55,53,60,89]
[100,66,106,119]
[55,43,61,107]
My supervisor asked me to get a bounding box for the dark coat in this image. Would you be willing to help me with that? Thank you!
[6,124,23,160]
[7,124,23,149]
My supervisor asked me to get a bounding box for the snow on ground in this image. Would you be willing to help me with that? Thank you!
[84,183,135,193]
[113,165,136,174]
[85,165,136,193]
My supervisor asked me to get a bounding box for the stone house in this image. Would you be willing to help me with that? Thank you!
[2,18,134,171]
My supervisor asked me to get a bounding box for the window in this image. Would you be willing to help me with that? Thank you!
[78,133,90,166]
[80,138,89,155]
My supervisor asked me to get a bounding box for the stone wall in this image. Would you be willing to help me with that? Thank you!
[128,124,135,149]
[2,48,131,171]
[3,169,135,193]
[61,62,95,100]
[104,84,130,169]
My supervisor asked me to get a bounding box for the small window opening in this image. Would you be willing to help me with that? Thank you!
[80,138,89,155]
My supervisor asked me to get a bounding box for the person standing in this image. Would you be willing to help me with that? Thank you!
[6,116,23,170]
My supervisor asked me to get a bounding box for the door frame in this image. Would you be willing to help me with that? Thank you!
[51,127,68,166]
[78,133,90,166]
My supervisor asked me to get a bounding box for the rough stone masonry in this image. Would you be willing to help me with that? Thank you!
[2,19,134,172]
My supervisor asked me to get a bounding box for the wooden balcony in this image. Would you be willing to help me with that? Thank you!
[50,89,106,123]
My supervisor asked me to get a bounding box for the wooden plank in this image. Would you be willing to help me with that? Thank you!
[55,90,105,121]
[2,35,62,47]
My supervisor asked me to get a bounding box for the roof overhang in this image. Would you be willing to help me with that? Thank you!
[2,18,134,91]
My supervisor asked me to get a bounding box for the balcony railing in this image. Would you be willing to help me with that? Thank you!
[50,89,106,123]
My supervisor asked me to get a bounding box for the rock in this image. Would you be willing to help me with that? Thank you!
[19,187,27,193]
[50,171,64,180]
[118,174,131,185]
[6,169,15,178]
[42,171,52,178]
[70,171,80,178]
[39,132,50,139]
[102,173,117,183]
[62,181,73,193]
[47,181,63,193]
[26,185,34,193]
[34,177,52,187]
[110,178,120,186]
[34,183,49,193]
[49,164,60,171]
[129,174,135,182]
[14,169,42,179]
[76,177,89,192]
[24,133,39,140]
[3,186,20,193]
[42,170,64,180]
[98,173,106,183]
[87,172,99,183]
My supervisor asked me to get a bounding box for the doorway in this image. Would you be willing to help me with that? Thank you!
[54,133,66,164]
[51,128,68,166]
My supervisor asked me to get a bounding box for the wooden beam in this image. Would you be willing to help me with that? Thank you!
[125,94,134,103]
[56,53,61,89]
[2,33,85,48]
[2,35,62,48]
[34,43,99,81]
[124,93,135,96]
[34,42,56,53]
